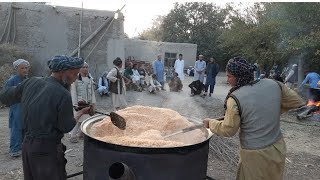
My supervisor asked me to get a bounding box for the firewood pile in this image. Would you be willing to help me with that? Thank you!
[209,135,240,167]
[289,104,320,120]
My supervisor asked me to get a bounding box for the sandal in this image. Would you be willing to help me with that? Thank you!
[10,151,21,158]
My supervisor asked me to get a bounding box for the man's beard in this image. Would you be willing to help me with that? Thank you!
[62,76,71,90]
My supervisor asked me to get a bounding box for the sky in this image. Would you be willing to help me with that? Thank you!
[3,0,316,38]
[47,0,232,38]
[47,0,175,38]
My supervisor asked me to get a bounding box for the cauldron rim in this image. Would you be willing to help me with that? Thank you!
[81,114,213,149]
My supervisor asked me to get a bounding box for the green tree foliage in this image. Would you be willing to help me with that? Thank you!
[139,2,230,63]
[139,2,320,73]
[220,2,320,72]
[138,16,164,41]
[219,3,285,70]
[262,3,320,72]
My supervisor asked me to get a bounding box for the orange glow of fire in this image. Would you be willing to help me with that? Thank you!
[307,100,320,114]
[307,100,320,106]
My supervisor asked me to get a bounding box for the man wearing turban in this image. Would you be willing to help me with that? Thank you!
[107,57,128,110]
[194,54,206,83]
[203,57,305,180]
[0,55,91,180]
[5,59,30,157]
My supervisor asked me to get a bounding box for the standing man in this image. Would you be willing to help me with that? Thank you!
[5,59,30,157]
[174,54,184,81]
[284,64,298,89]
[107,57,128,110]
[0,55,91,180]
[280,63,290,80]
[194,54,206,83]
[70,62,96,143]
[203,57,305,180]
[253,62,260,80]
[153,54,165,90]
[204,57,219,97]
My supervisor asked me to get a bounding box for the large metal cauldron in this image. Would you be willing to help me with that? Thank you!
[81,114,213,180]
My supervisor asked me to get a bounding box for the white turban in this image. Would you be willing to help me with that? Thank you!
[83,62,89,67]
[13,59,30,69]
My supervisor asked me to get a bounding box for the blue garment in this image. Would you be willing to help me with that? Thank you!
[5,75,25,153]
[5,75,25,129]
[300,72,320,88]
[98,77,109,95]
[205,63,219,86]
[152,60,164,83]
[10,128,23,154]
[254,67,260,80]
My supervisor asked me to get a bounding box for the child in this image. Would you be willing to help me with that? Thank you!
[169,72,183,92]
[148,74,162,93]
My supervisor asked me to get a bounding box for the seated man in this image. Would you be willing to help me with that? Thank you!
[189,80,205,97]
[124,62,142,92]
[132,64,144,87]
[98,71,109,97]
[148,74,162,94]
[138,64,147,87]
[169,72,183,92]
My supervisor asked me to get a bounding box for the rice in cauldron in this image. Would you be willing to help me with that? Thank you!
[89,106,207,148]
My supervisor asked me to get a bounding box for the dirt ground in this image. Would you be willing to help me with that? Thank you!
[0,74,319,180]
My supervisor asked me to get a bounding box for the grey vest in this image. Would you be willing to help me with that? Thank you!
[75,78,93,103]
[231,79,282,149]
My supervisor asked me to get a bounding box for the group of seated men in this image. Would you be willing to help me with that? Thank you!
[97,61,184,96]
[124,62,146,92]
[124,61,185,93]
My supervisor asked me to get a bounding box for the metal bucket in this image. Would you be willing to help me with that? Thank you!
[81,114,213,180]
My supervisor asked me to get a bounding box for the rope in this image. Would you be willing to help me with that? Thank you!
[5,7,13,43]
[84,5,125,62]
[0,4,12,42]
[12,9,16,44]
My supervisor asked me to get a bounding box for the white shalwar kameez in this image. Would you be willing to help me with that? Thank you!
[174,59,185,80]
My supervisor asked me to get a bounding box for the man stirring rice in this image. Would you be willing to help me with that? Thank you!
[0,55,91,180]
[203,57,305,180]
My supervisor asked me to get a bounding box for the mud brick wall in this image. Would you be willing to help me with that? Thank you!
[0,2,124,79]
[124,39,197,68]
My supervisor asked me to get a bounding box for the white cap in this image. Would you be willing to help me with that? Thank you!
[13,59,30,69]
